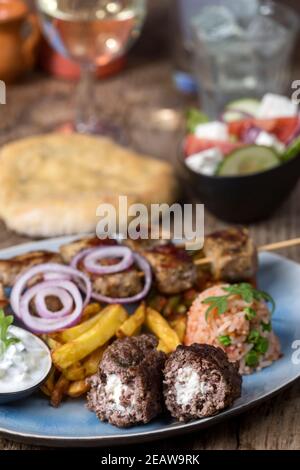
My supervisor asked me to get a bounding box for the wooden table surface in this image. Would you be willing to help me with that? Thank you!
[1,0,300,451]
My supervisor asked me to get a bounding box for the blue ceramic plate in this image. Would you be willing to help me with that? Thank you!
[0,236,300,447]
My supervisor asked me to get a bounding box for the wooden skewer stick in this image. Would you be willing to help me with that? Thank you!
[259,238,300,251]
[194,237,300,267]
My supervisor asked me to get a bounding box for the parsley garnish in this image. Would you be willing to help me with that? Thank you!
[255,337,269,354]
[0,310,19,355]
[218,335,232,347]
[202,283,275,320]
[261,321,272,332]
[245,350,259,367]
[246,328,269,364]
[247,329,260,344]
[244,307,257,321]
[247,329,269,353]
[224,284,275,312]
[202,295,229,320]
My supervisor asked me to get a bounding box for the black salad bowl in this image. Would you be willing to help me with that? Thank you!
[177,148,300,223]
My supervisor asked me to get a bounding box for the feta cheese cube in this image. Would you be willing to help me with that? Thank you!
[255,131,285,154]
[194,121,228,141]
[185,148,223,176]
[257,93,298,119]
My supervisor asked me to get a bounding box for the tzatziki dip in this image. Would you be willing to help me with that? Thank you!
[0,323,51,394]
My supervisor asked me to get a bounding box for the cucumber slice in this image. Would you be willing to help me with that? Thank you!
[282,137,300,162]
[226,98,260,117]
[217,145,280,176]
[222,110,248,123]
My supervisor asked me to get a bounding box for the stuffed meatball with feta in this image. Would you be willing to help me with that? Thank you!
[87,335,166,427]
[163,344,242,422]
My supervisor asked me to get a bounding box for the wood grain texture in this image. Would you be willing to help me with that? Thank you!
[0,0,299,451]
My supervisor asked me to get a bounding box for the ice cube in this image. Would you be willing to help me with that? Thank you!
[223,0,259,25]
[192,6,243,42]
[247,15,285,39]
[247,15,288,56]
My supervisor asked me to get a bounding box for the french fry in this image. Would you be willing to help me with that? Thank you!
[116,303,146,338]
[63,347,106,382]
[58,309,104,343]
[40,384,51,397]
[52,304,128,369]
[146,307,181,353]
[67,380,90,398]
[63,362,86,381]
[40,366,56,396]
[82,302,101,320]
[45,337,62,351]
[83,346,106,377]
[50,375,69,407]
[157,339,170,354]
[169,314,187,343]
[46,366,56,390]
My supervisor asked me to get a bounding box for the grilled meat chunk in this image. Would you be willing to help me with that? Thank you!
[124,238,169,253]
[87,335,166,427]
[163,344,242,422]
[60,237,117,264]
[142,244,197,295]
[92,269,143,298]
[61,237,143,299]
[203,227,258,282]
[0,251,62,287]
[125,237,197,294]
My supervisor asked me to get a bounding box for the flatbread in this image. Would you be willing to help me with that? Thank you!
[0,133,178,237]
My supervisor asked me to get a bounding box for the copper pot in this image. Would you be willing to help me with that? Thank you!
[0,0,40,83]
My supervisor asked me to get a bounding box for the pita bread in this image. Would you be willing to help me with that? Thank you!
[0,133,178,237]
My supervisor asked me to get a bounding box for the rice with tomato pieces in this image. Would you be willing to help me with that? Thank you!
[184,284,281,374]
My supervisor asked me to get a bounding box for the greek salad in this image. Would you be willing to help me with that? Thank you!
[184,94,300,177]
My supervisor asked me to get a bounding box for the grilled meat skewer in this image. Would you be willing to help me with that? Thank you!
[0,228,259,301]
[203,227,258,282]
[60,237,197,296]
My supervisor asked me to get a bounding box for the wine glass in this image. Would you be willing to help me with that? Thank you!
[36,0,146,136]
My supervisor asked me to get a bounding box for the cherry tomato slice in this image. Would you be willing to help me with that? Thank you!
[229,117,299,143]
[184,134,243,157]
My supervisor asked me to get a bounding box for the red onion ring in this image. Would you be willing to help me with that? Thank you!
[71,246,134,275]
[11,263,91,318]
[10,263,92,333]
[242,126,262,144]
[90,253,152,304]
[35,284,73,319]
[44,272,71,281]
[70,248,94,269]
[20,280,84,334]
[85,246,133,274]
